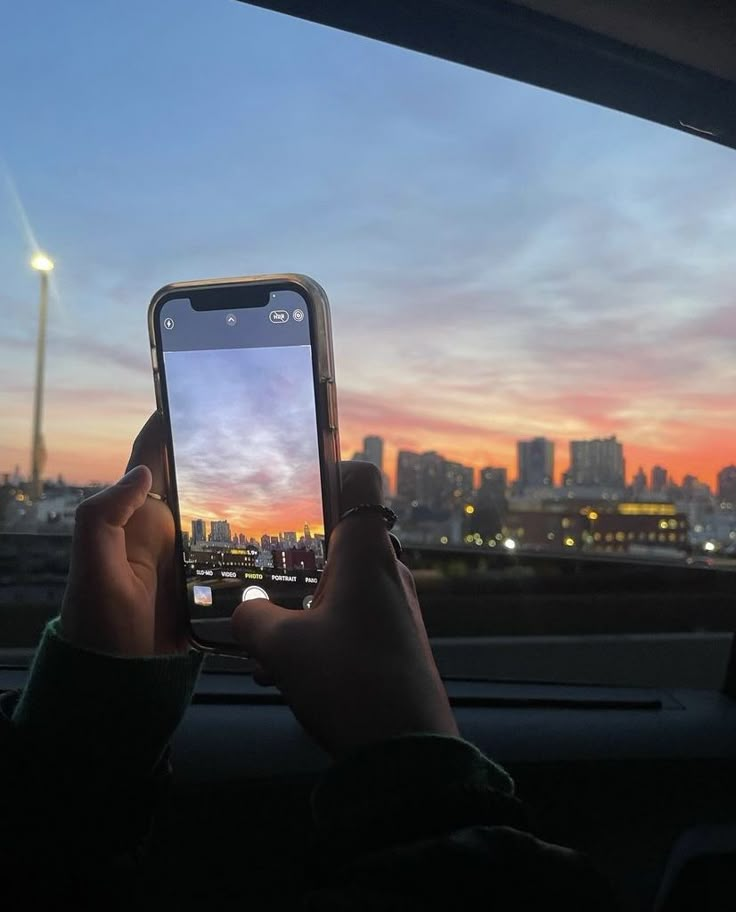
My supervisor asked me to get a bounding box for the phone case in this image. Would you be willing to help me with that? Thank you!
[147,274,341,653]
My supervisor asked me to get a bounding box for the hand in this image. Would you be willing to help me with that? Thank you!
[231,461,458,757]
[61,413,188,656]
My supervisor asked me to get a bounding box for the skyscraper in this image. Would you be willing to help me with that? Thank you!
[478,467,507,506]
[397,450,422,503]
[210,520,232,542]
[418,451,446,512]
[396,451,473,513]
[517,438,554,490]
[569,436,624,488]
[632,467,647,498]
[363,436,384,472]
[475,466,507,538]
[191,519,207,544]
[651,465,668,493]
[717,465,736,505]
[304,523,312,541]
[443,460,474,509]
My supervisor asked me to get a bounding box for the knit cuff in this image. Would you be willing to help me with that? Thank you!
[312,734,523,858]
[13,618,203,775]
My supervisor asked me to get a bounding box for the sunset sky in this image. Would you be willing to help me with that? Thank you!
[1,0,735,493]
[165,345,324,537]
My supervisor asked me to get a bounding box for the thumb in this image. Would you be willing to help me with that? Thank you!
[231,598,290,666]
[74,465,153,536]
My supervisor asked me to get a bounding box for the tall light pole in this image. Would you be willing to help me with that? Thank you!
[29,252,54,502]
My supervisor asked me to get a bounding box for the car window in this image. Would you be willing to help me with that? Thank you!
[1,0,734,672]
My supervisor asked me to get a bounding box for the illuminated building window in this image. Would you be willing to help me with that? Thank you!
[668,533,676,542]
[668,519,678,530]
[618,503,676,516]
[615,531,625,542]
[658,533,666,542]
[605,533,614,542]
[593,532,601,542]
[648,532,656,541]
[628,532,635,540]
[659,520,669,530]
[561,518,571,529]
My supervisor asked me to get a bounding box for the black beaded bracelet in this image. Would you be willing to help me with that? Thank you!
[339,503,398,530]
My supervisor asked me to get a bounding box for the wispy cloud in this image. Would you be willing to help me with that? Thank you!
[165,345,323,536]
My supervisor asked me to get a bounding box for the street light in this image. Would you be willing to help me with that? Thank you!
[31,253,54,273]
[30,252,54,502]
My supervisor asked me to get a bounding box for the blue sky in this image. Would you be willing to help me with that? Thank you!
[1,0,735,487]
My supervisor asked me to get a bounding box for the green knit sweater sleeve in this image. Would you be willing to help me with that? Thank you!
[311,733,524,862]
[12,617,203,777]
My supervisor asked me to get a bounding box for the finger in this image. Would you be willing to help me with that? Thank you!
[231,598,290,664]
[251,663,276,687]
[126,412,167,496]
[339,460,384,511]
[75,465,152,535]
[330,461,395,568]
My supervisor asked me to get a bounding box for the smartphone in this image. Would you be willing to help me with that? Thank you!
[148,274,341,652]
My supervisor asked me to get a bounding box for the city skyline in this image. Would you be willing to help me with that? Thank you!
[188,516,322,544]
[6,428,734,499]
[2,1,736,494]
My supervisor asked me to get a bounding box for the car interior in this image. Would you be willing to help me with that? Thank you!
[2,1,736,909]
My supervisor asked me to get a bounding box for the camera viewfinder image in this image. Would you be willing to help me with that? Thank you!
[163,344,325,617]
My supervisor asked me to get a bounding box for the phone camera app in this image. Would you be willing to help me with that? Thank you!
[292,309,305,322]
[163,317,175,330]
[269,310,289,324]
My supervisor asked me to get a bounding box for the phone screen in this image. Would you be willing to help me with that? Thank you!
[156,287,328,646]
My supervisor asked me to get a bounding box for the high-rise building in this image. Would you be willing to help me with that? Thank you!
[418,451,446,512]
[632,467,647,499]
[363,436,384,473]
[651,465,668,493]
[680,475,711,502]
[210,520,232,542]
[569,436,624,488]
[717,465,736,505]
[397,450,473,512]
[397,451,422,503]
[282,531,298,547]
[474,466,507,538]
[260,534,271,550]
[191,519,207,544]
[443,460,474,509]
[303,523,312,541]
[517,438,554,490]
[478,467,507,505]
